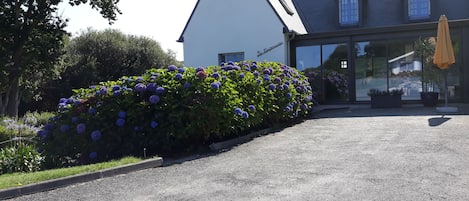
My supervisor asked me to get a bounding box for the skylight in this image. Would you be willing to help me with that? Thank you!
[279,0,294,16]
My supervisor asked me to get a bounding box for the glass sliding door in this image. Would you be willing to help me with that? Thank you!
[322,43,349,103]
[388,39,422,100]
[355,41,388,101]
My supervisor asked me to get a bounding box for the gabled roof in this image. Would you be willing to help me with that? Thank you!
[177,0,307,43]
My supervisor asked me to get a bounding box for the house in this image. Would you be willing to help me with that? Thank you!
[177,0,307,67]
[179,0,469,104]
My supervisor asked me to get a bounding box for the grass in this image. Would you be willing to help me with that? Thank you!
[0,156,142,190]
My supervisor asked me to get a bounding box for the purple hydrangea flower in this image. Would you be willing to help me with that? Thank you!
[150,75,157,80]
[59,98,67,103]
[263,69,271,75]
[66,98,74,104]
[286,93,292,98]
[285,106,292,112]
[136,77,144,83]
[113,90,121,96]
[91,130,102,141]
[233,66,241,70]
[77,123,86,134]
[88,107,96,115]
[149,95,160,104]
[282,84,289,90]
[184,82,191,88]
[178,67,186,73]
[212,73,220,79]
[96,86,108,95]
[306,86,312,91]
[274,77,281,83]
[147,83,157,92]
[296,86,303,92]
[268,84,276,91]
[156,87,165,94]
[196,71,207,78]
[239,73,245,79]
[134,83,147,92]
[175,73,183,80]
[168,65,178,71]
[228,61,234,65]
[263,75,270,81]
[71,116,79,123]
[244,67,251,71]
[118,111,126,118]
[150,121,158,128]
[211,82,220,89]
[196,66,205,72]
[248,105,256,111]
[241,111,249,119]
[256,79,261,85]
[89,152,97,159]
[251,64,257,70]
[116,118,125,127]
[60,125,70,133]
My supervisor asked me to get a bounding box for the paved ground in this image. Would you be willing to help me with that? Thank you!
[8,104,469,201]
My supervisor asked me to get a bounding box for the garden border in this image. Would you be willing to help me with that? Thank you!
[0,157,163,200]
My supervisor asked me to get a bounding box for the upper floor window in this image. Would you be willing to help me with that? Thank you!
[408,0,430,20]
[339,0,359,26]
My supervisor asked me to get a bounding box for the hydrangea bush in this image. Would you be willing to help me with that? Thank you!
[37,61,314,167]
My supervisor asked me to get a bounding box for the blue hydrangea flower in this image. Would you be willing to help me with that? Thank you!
[226,65,234,71]
[212,73,220,79]
[263,69,271,75]
[175,73,183,80]
[263,75,270,81]
[168,65,178,71]
[59,98,67,103]
[248,105,256,111]
[241,111,249,119]
[306,86,312,91]
[150,75,157,80]
[134,83,147,92]
[136,77,144,83]
[88,107,96,115]
[239,73,245,79]
[76,123,86,134]
[184,82,191,88]
[118,111,126,118]
[89,152,97,159]
[149,95,160,104]
[147,83,157,92]
[244,67,251,71]
[97,86,108,95]
[196,66,205,72]
[71,116,79,123]
[282,84,289,90]
[211,82,220,89]
[116,118,125,127]
[113,90,121,96]
[228,61,234,65]
[285,106,292,112]
[254,71,259,77]
[268,84,276,91]
[91,130,102,141]
[60,124,70,133]
[156,87,165,94]
[150,121,158,128]
[234,108,243,115]
[112,85,121,91]
[234,65,241,70]
[286,93,292,98]
[256,79,261,85]
[296,86,303,92]
[178,67,186,73]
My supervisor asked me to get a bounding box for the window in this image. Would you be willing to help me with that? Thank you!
[339,0,359,26]
[218,52,244,64]
[408,0,430,20]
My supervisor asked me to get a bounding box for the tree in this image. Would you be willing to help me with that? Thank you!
[0,0,120,117]
[31,29,182,112]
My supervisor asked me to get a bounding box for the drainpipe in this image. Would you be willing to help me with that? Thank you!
[284,30,296,66]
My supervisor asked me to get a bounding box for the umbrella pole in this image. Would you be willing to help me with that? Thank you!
[444,70,448,107]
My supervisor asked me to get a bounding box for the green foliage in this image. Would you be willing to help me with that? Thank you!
[34,29,182,112]
[0,144,43,174]
[38,61,314,167]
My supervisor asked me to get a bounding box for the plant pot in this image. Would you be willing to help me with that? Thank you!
[370,95,402,108]
[420,92,439,107]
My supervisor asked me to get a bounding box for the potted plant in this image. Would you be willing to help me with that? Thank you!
[368,88,404,108]
[414,38,441,107]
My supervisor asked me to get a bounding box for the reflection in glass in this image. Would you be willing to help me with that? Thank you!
[295,46,320,71]
[322,44,349,102]
[355,41,388,101]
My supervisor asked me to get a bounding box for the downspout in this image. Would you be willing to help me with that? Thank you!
[284,30,296,66]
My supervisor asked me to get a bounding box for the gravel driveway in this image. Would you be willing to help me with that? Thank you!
[9,105,469,201]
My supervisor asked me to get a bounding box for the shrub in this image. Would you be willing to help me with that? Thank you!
[37,61,314,167]
[0,144,43,174]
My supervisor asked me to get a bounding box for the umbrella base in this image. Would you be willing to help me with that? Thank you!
[436,106,458,113]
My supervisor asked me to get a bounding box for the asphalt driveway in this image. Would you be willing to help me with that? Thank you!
[8,105,469,201]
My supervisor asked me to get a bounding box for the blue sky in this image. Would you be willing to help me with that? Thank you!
[58,0,198,61]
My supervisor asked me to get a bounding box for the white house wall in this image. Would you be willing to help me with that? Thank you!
[182,0,287,67]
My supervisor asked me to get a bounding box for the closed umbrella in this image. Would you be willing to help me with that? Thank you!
[433,15,457,112]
